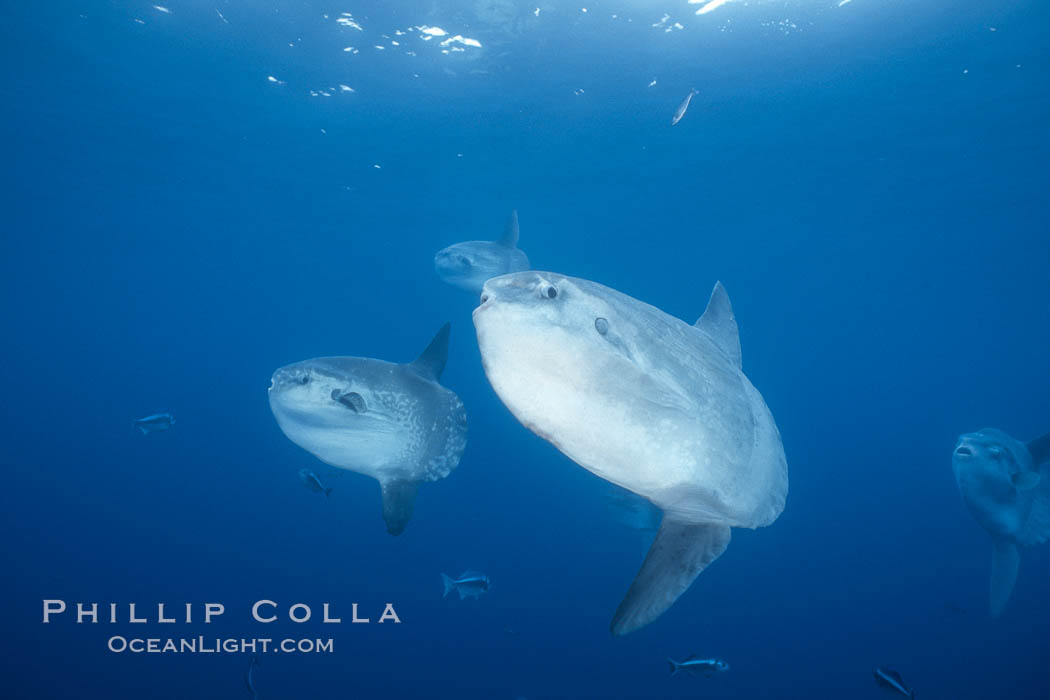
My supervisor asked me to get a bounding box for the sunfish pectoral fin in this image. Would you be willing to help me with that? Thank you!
[694,282,742,369]
[379,479,419,536]
[610,519,731,636]
[496,209,519,248]
[1027,432,1050,466]
[989,539,1020,617]
[411,322,451,381]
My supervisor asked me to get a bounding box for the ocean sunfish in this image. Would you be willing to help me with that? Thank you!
[953,428,1050,616]
[268,324,468,535]
[434,210,530,294]
[671,88,699,126]
[473,272,788,635]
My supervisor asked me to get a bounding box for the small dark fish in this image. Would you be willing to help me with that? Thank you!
[297,468,333,499]
[873,667,915,698]
[441,570,490,599]
[244,654,260,698]
[134,412,175,434]
[668,654,729,677]
[671,88,699,126]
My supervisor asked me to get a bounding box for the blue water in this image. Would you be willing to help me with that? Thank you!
[3,1,1048,698]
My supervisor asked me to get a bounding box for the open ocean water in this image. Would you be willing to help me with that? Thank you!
[2,1,1049,698]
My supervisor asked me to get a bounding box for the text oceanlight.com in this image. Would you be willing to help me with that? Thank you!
[107,636,334,654]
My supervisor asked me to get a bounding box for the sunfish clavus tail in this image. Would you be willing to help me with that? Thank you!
[473,272,787,635]
[268,323,468,535]
[953,428,1050,616]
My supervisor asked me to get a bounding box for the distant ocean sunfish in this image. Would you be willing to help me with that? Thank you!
[434,210,530,294]
[268,324,468,535]
[473,272,788,635]
[953,428,1050,616]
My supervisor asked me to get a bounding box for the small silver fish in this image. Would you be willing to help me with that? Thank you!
[668,654,729,677]
[441,570,490,599]
[671,88,699,126]
[297,468,333,499]
[873,667,914,698]
[133,412,175,434]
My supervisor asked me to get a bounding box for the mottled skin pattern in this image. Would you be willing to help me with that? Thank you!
[269,352,466,534]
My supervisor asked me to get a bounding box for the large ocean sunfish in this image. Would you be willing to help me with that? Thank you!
[953,428,1050,616]
[268,324,468,535]
[473,272,788,635]
[434,210,530,294]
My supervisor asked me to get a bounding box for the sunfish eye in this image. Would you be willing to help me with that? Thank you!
[333,390,366,413]
[546,285,558,299]
[594,317,609,335]
[299,375,310,385]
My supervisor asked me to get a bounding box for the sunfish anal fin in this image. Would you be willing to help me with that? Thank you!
[411,322,451,381]
[694,282,742,369]
[610,519,731,636]
[496,209,519,248]
[380,479,419,536]
[1027,432,1050,466]
[990,539,1019,617]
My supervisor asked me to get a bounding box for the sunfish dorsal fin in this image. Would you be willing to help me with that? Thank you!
[411,322,451,380]
[610,519,731,636]
[496,210,519,248]
[694,282,742,368]
[1027,432,1050,466]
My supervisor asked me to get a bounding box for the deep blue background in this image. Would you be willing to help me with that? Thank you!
[2,1,1048,698]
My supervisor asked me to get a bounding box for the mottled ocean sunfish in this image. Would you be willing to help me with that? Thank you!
[441,570,490,599]
[671,88,699,126]
[953,428,1050,616]
[667,654,729,677]
[297,468,333,499]
[473,272,788,635]
[434,210,530,294]
[873,667,914,698]
[268,324,468,535]
[134,412,175,434]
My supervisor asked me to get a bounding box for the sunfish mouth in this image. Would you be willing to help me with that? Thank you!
[955,445,974,457]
